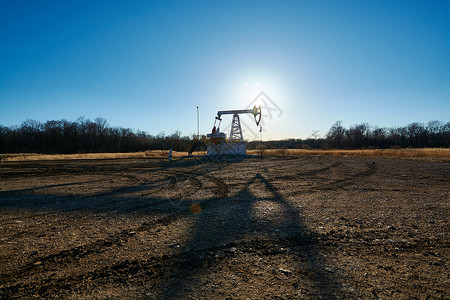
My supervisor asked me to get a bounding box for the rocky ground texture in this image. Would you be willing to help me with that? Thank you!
[0,156,448,299]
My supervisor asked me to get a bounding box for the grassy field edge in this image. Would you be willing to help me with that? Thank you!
[1,148,449,162]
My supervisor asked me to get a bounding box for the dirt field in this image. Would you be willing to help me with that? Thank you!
[0,156,448,299]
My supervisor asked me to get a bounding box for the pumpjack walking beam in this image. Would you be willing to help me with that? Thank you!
[213,106,262,142]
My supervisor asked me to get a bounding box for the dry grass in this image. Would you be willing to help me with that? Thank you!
[0,151,189,162]
[248,148,450,162]
[1,148,449,162]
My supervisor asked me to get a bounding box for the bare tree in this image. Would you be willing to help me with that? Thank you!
[427,120,443,147]
[326,121,345,148]
[311,130,320,139]
[407,122,426,147]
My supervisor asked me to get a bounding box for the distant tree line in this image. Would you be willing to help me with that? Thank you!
[324,120,450,149]
[248,120,450,150]
[0,118,448,154]
[0,117,192,154]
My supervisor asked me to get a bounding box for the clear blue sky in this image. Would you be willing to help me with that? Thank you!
[1,0,449,140]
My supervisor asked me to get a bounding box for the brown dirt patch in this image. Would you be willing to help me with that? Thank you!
[0,156,448,298]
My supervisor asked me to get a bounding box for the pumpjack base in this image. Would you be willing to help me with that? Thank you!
[207,142,246,156]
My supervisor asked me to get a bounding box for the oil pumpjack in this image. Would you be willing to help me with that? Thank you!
[206,105,261,156]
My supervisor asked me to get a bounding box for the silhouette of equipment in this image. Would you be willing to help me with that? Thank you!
[206,105,261,156]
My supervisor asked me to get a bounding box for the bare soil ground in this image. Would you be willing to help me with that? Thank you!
[0,156,448,299]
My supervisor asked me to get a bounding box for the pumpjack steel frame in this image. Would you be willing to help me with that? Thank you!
[206,105,261,156]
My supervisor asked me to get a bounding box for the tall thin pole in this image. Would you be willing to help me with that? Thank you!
[260,124,262,141]
[196,106,199,139]
[259,124,263,156]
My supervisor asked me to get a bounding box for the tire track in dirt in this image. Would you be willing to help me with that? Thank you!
[1,214,183,286]
[145,162,228,199]
[307,162,377,192]
[282,162,377,196]
[273,162,342,180]
[1,162,230,294]
[0,236,318,298]
[201,174,229,198]
[161,173,228,208]
[100,173,154,196]
[82,163,227,211]
[0,171,143,196]
[187,176,203,189]
[159,175,205,208]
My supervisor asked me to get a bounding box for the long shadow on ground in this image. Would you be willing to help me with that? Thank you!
[0,158,344,298]
[156,172,342,298]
